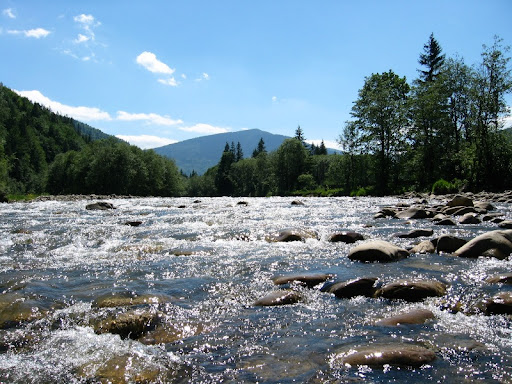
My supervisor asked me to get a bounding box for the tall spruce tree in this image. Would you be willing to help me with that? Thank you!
[418,33,446,83]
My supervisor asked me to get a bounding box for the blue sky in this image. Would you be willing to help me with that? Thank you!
[1,1,511,149]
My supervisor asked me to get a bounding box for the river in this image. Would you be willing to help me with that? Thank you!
[0,196,511,383]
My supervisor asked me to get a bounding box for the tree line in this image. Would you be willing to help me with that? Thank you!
[1,34,511,199]
[183,34,512,197]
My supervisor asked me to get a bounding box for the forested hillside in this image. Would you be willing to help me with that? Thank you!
[0,84,182,198]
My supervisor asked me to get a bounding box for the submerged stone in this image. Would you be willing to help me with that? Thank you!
[93,309,161,340]
[376,308,435,326]
[86,201,115,210]
[333,344,436,368]
[93,292,173,308]
[328,231,364,243]
[394,229,434,238]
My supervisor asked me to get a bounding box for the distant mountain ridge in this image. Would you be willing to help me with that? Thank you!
[153,129,291,175]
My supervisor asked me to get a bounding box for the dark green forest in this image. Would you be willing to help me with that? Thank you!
[0,85,183,199]
[1,34,511,199]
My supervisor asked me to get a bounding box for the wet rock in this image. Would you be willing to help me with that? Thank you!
[0,294,46,329]
[237,201,249,206]
[254,290,302,306]
[348,240,409,263]
[376,208,397,218]
[498,220,512,229]
[432,213,448,222]
[474,201,495,211]
[93,292,173,308]
[395,207,430,220]
[410,240,436,254]
[483,292,512,315]
[291,200,305,206]
[486,273,512,284]
[138,322,205,345]
[321,277,378,299]
[482,213,503,222]
[375,280,447,302]
[86,201,116,210]
[333,344,436,368]
[93,309,161,339]
[444,206,478,216]
[375,308,435,326]
[328,232,365,243]
[177,205,186,208]
[124,221,142,227]
[454,229,512,260]
[77,353,185,384]
[459,213,481,225]
[272,273,333,288]
[434,218,457,226]
[271,229,318,242]
[393,229,434,238]
[446,195,473,207]
[435,235,467,253]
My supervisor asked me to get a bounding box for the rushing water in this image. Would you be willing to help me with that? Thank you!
[0,196,512,383]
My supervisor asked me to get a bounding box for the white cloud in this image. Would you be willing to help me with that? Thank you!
[115,135,178,149]
[179,123,229,134]
[136,51,175,75]
[3,8,15,19]
[15,90,112,121]
[8,28,51,39]
[116,111,183,126]
[195,72,210,82]
[158,77,179,87]
[74,14,96,25]
[272,96,277,103]
[74,33,90,44]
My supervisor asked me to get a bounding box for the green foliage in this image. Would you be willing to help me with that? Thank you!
[431,179,458,195]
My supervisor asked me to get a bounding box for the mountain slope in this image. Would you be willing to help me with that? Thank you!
[153,129,290,175]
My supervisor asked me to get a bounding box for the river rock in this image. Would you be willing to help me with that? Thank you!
[376,308,435,326]
[254,290,302,306]
[291,200,305,206]
[124,221,143,227]
[498,220,512,229]
[93,292,173,308]
[410,240,436,254]
[395,207,431,220]
[454,229,512,259]
[333,344,436,368]
[321,277,378,298]
[272,229,318,242]
[394,229,434,238]
[138,322,205,345]
[435,218,457,226]
[444,206,478,216]
[482,213,503,221]
[0,294,46,329]
[446,195,473,207]
[486,273,512,284]
[483,292,512,315]
[474,201,495,211]
[93,309,161,339]
[328,232,364,243]
[86,201,116,210]
[435,235,467,253]
[348,240,409,263]
[375,280,447,302]
[272,273,333,288]
[459,213,481,225]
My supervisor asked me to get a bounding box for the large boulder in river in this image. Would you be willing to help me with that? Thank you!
[86,201,116,210]
[271,229,318,242]
[272,273,333,288]
[482,292,512,315]
[348,241,409,263]
[395,207,430,220]
[454,229,512,260]
[253,290,302,306]
[410,240,436,254]
[446,195,473,207]
[93,309,162,339]
[332,344,436,368]
[434,235,467,253]
[321,277,378,298]
[375,280,447,302]
[328,232,364,243]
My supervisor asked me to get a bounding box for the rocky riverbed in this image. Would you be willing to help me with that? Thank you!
[1,193,512,382]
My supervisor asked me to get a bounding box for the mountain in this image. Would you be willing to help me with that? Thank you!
[153,129,290,175]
